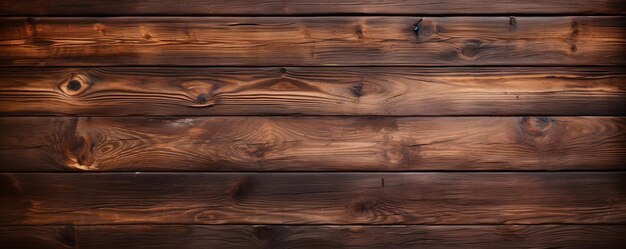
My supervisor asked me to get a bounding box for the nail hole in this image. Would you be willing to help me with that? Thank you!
[412,18,423,36]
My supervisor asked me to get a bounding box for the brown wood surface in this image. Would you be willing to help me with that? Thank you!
[1,0,624,247]
[70,225,626,249]
[1,17,624,66]
[75,225,626,249]
[1,173,625,225]
[0,116,623,171]
[76,225,626,249]
[2,225,624,249]
[0,226,75,249]
[1,67,624,116]
[2,0,625,15]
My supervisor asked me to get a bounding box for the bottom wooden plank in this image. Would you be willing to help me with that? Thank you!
[1,225,625,249]
[0,226,75,249]
[1,173,625,225]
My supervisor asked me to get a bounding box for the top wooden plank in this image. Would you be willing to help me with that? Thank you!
[0,0,624,16]
[0,16,624,66]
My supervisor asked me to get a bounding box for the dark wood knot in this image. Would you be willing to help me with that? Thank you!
[350,83,364,98]
[412,18,423,37]
[196,94,208,104]
[519,116,556,137]
[67,80,82,91]
[61,75,91,95]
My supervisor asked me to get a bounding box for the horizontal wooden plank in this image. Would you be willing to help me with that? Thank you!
[2,0,625,15]
[0,226,75,249]
[3,225,624,249]
[1,67,624,116]
[1,173,625,225]
[0,117,624,171]
[77,225,626,249]
[1,17,624,66]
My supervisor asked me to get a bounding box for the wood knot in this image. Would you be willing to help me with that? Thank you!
[568,20,580,52]
[67,80,82,91]
[244,143,271,158]
[383,147,404,164]
[383,142,420,167]
[518,117,556,137]
[196,94,208,104]
[355,26,365,39]
[253,226,273,241]
[460,39,482,58]
[350,83,364,98]
[70,135,95,168]
[570,22,579,38]
[348,197,379,217]
[180,81,217,107]
[279,67,287,74]
[61,74,91,95]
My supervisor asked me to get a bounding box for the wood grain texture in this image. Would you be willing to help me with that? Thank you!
[1,0,625,15]
[0,226,75,249]
[1,17,624,66]
[1,173,625,225]
[0,117,624,171]
[1,67,624,116]
[2,225,624,249]
[76,225,626,249]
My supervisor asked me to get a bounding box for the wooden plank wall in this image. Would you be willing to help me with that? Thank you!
[0,1,624,248]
